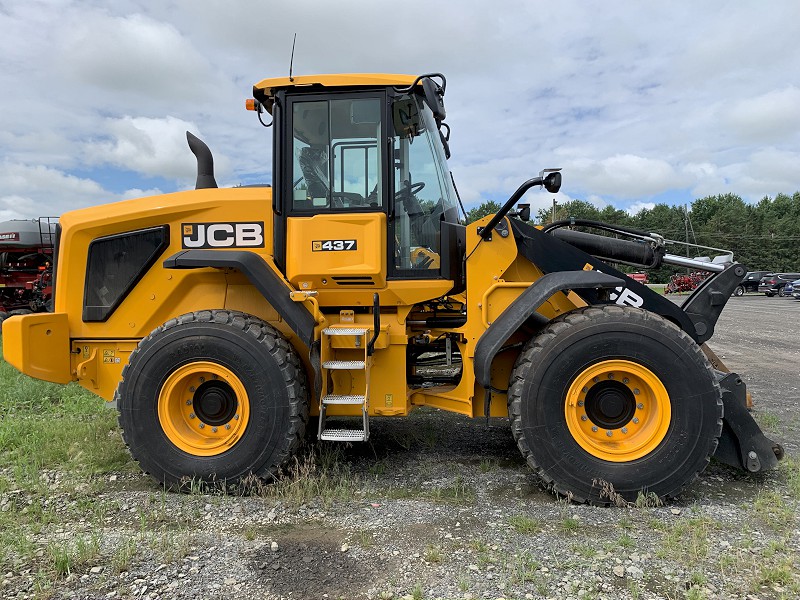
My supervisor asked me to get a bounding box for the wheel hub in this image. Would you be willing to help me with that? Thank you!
[564,359,672,462]
[585,381,637,429]
[157,361,250,456]
[193,381,238,426]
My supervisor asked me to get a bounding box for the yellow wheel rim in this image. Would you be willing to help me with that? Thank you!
[564,360,671,462]
[158,361,250,457]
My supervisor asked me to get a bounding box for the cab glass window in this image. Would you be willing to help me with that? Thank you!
[291,97,382,211]
[391,94,458,273]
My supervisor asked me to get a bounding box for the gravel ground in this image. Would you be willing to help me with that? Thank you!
[2,294,799,600]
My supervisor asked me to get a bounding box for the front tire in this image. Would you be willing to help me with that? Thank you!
[508,306,722,505]
[733,285,744,296]
[117,310,308,488]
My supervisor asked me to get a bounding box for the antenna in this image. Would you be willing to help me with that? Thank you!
[289,33,297,82]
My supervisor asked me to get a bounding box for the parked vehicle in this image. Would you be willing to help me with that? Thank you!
[785,278,800,299]
[759,273,800,297]
[733,271,771,296]
[792,279,800,300]
[629,272,648,284]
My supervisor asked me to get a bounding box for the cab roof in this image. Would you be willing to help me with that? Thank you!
[253,73,418,97]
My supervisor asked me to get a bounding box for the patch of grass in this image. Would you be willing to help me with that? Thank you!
[657,514,716,561]
[559,516,580,532]
[0,346,132,491]
[479,459,495,473]
[255,446,357,507]
[424,544,442,563]
[755,411,781,430]
[508,515,541,534]
[752,490,795,532]
[508,551,539,584]
[780,457,800,499]
[47,533,100,578]
[617,532,635,548]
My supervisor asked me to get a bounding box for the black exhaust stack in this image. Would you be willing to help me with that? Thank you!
[186,131,218,190]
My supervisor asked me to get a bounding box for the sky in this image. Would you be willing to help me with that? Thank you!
[1,0,799,223]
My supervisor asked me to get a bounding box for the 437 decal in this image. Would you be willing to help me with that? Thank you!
[312,239,357,251]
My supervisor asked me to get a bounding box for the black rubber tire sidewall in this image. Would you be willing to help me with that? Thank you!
[117,311,307,487]
[509,306,722,504]
[733,285,744,296]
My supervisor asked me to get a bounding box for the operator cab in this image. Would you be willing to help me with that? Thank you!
[251,74,464,295]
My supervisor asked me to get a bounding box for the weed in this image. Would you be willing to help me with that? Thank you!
[424,544,442,563]
[617,532,634,548]
[411,582,424,600]
[593,478,627,507]
[508,515,541,534]
[635,490,663,508]
[756,411,780,430]
[560,516,580,532]
[112,536,139,574]
[479,459,495,473]
[689,571,707,586]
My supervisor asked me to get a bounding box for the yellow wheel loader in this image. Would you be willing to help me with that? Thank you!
[4,73,782,505]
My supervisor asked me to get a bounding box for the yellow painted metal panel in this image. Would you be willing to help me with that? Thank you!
[254,73,418,96]
[3,312,72,384]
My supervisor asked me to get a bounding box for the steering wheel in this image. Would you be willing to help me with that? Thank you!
[395,181,426,199]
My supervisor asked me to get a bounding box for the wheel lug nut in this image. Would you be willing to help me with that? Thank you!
[186,399,192,405]
[591,426,598,432]
[637,403,644,409]
[607,373,614,379]
[622,378,629,384]
[189,386,196,392]
[621,427,628,434]
[212,374,218,379]
[592,377,599,383]
[633,389,640,395]
[606,430,613,437]
[577,400,584,407]
[234,414,239,420]
[189,413,196,419]
[633,417,640,424]
[199,423,205,429]
[581,415,588,421]
[199,377,205,383]
[581,387,588,394]
[212,427,218,433]
[225,424,231,430]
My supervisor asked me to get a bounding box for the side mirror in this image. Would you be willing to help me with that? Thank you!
[544,171,562,193]
[422,77,446,124]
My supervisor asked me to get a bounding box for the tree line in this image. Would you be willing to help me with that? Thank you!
[465,192,800,283]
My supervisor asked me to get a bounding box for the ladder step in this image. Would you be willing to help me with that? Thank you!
[319,428,367,442]
[323,327,369,336]
[323,394,366,405]
[322,360,366,370]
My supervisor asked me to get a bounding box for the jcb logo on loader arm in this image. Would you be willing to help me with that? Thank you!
[610,286,644,307]
[182,222,264,249]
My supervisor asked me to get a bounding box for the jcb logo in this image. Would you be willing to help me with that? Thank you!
[182,222,264,249]
[610,286,644,307]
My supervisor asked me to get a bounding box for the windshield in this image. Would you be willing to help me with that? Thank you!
[391,93,459,271]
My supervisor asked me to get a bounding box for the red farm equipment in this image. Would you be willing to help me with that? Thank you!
[0,218,57,327]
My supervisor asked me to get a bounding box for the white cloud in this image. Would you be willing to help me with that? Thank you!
[1,0,799,220]
[568,155,677,198]
[725,87,800,143]
[82,116,200,179]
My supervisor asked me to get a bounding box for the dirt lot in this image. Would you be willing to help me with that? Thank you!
[3,294,799,600]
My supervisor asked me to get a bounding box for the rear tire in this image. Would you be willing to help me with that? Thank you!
[778,287,786,297]
[117,310,309,488]
[733,285,744,296]
[508,305,722,505]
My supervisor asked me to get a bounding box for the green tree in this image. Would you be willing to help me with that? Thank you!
[466,200,501,224]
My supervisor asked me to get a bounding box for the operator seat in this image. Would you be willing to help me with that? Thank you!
[297,146,329,203]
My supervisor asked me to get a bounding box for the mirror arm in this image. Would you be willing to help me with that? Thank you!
[480,177,544,240]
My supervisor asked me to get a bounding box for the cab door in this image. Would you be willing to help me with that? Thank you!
[281,92,388,290]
